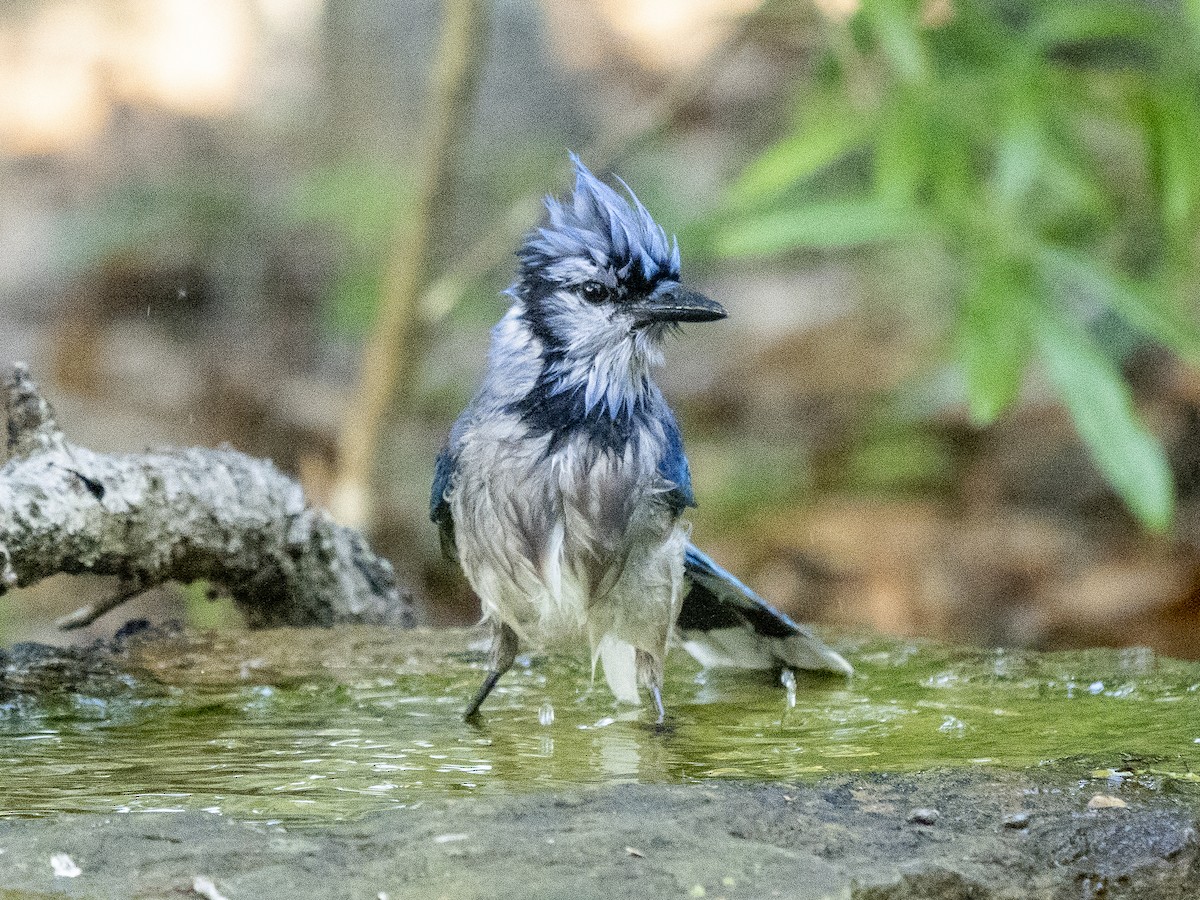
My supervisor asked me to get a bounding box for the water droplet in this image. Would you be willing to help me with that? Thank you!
[780,668,797,708]
[538,702,555,727]
[939,715,965,735]
[991,651,1011,678]
[51,853,81,878]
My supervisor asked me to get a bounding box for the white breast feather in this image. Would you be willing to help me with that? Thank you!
[449,299,686,702]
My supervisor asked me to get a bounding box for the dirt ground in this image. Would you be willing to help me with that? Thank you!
[0,767,1196,900]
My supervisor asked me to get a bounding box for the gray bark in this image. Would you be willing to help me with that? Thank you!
[0,363,414,628]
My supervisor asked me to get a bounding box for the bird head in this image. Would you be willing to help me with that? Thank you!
[512,155,726,365]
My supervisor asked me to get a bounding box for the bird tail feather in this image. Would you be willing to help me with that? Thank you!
[678,544,852,677]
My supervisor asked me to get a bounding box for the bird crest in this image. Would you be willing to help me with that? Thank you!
[517,154,682,290]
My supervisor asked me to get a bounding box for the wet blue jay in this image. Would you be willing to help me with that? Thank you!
[432,155,852,721]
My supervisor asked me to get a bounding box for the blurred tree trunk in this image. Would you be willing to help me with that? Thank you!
[330,0,490,527]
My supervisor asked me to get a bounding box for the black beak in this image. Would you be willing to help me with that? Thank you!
[632,289,727,325]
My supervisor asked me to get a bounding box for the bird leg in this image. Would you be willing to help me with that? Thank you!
[635,649,666,725]
[464,621,519,719]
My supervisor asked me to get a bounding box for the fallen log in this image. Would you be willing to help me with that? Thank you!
[0,363,413,629]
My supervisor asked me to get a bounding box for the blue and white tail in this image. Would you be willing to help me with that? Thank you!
[678,544,853,676]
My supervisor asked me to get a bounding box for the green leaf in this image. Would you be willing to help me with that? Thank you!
[1142,87,1200,247]
[957,269,1030,426]
[732,114,870,204]
[1036,312,1174,531]
[715,198,928,257]
[1036,246,1200,365]
[991,125,1043,210]
[992,123,1106,223]
[874,90,928,204]
[1188,0,1200,41]
[865,0,929,83]
[1026,1,1165,52]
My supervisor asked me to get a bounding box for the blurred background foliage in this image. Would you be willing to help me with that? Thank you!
[2,0,1200,658]
[712,0,1200,530]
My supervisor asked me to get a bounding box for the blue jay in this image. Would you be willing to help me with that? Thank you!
[432,155,852,721]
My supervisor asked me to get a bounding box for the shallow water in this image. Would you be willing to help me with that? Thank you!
[2,627,1198,824]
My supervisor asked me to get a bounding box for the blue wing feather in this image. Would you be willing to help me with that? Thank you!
[430,445,458,560]
[657,414,695,513]
[679,543,853,675]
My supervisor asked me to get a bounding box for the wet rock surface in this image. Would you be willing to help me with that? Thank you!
[0,619,170,700]
[0,770,1197,899]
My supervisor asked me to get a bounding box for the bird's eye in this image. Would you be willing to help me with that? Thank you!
[580,281,608,304]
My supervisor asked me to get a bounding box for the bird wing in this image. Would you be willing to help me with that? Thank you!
[430,445,457,561]
[678,543,853,675]
[657,411,695,513]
